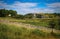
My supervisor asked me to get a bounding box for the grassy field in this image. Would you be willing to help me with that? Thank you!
[0,23,60,39]
[0,17,59,27]
[0,17,52,27]
[0,17,60,30]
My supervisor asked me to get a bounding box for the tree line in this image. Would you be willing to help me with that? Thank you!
[0,9,60,19]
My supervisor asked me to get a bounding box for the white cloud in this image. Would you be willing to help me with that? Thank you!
[47,2,60,13]
[0,1,60,14]
[12,1,37,8]
[47,3,60,8]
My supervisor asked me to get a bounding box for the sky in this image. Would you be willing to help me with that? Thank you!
[0,0,60,14]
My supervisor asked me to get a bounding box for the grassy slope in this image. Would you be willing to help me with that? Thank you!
[0,17,50,26]
[0,22,60,39]
[0,17,59,28]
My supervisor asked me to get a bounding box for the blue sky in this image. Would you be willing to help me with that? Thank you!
[0,0,60,14]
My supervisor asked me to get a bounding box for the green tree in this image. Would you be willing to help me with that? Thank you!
[24,13,34,19]
[0,9,9,17]
[0,9,17,17]
[15,14,24,19]
[36,14,42,18]
[8,10,17,17]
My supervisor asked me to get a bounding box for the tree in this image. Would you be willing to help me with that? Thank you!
[8,10,17,17]
[24,13,34,19]
[54,13,60,18]
[36,14,42,18]
[0,9,9,17]
[15,14,24,19]
[0,9,17,17]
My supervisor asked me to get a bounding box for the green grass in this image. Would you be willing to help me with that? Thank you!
[0,17,56,27]
[8,19,49,27]
[0,23,28,39]
[0,17,60,30]
[0,23,60,39]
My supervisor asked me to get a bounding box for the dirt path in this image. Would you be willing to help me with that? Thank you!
[0,20,60,33]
